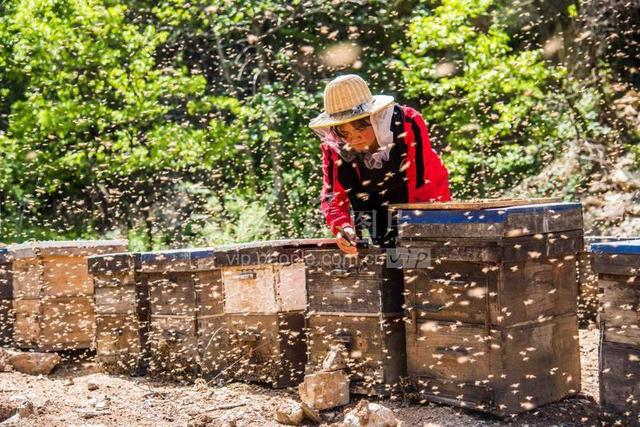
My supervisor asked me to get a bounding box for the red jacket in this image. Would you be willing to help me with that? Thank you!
[320,104,451,235]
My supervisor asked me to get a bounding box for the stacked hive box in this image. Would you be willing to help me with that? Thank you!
[577,237,628,327]
[210,239,312,388]
[591,239,640,423]
[138,248,218,380]
[396,201,583,416]
[0,248,13,345]
[88,252,149,374]
[11,240,127,350]
[303,241,406,395]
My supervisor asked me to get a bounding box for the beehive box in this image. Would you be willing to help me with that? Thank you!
[0,247,13,345]
[591,239,640,422]
[220,312,306,388]
[203,239,319,387]
[88,252,150,375]
[396,200,583,416]
[303,242,406,395]
[137,248,217,379]
[10,240,127,351]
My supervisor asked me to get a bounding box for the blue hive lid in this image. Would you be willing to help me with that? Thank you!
[138,247,216,262]
[590,239,640,255]
[398,202,581,225]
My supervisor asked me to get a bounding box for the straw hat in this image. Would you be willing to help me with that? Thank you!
[309,74,395,129]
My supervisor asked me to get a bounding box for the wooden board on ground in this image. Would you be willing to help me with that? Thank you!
[306,313,406,396]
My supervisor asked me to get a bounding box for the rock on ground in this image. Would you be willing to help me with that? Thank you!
[341,400,399,427]
[7,351,60,375]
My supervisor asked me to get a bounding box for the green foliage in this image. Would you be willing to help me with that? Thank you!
[396,0,565,197]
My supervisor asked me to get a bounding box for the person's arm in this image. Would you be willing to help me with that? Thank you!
[320,144,358,254]
[320,143,353,234]
[406,110,452,202]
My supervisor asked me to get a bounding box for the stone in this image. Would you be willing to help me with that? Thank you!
[87,380,99,391]
[611,169,640,191]
[8,351,60,375]
[342,400,399,427]
[300,402,322,424]
[274,400,304,426]
[298,371,349,411]
[321,344,348,372]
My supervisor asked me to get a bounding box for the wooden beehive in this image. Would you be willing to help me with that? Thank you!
[88,252,149,375]
[0,247,13,345]
[138,248,218,379]
[591,239,640,423]
[202,239,316,387]
[10,240,127,351]
[303,242,406,395]
[220,312,306,388]
[396,201,583,416]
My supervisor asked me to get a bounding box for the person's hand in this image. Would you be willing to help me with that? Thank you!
[336,226,358,255]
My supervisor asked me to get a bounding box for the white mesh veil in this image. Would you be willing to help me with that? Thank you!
[311,103,396,169]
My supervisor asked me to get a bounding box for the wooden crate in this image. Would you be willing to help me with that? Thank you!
[600,340,640,423]
[9,240,127,350]
[220,312,306,388]
[306,313,406,395]
[407,313,580,416]
[88,252,150,374]
[13,296,95,350]
[396,201,583,415]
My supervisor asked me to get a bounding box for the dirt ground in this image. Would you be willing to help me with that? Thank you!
[0,328,610,426]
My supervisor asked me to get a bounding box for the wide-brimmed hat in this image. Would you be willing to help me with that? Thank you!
[309,74,395,129]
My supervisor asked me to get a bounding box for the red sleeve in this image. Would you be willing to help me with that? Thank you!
[404,107,451,202]
[320,143,353,236]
